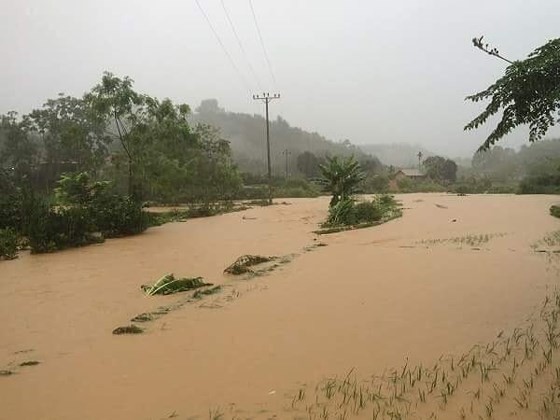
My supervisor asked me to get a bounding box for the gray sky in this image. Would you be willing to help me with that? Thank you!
[2,0,559,157]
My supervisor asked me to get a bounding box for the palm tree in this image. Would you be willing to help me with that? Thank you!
[319,156,365,207]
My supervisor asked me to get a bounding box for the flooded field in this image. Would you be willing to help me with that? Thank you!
[2,193,560,419]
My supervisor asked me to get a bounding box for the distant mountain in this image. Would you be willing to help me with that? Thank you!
[193,99,373,175]
[359,143,434,168]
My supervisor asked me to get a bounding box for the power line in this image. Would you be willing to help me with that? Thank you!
[220,0,263,91]
[248,0,277,86]
[194,0,252,93]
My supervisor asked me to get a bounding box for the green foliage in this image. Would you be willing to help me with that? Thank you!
[54,172,110,206]
[90,194,148,238]
[141,274,210,296]
[27,204,99,253]
[423,156,458,182]
[27,94,110,176]
[518,173,560,194]
[0,228,18,260]
[27,173,147,253]
[466,38,560,151]
[320,155,365,206]
[238,176,320,199]
[550,205,560,219]
[362,174,390,193]
[325,198,357,226]
[297,151,323,178]
[0,112,39,178]
[396,177,447,193]
[195,99,375,175]
[353,201,383,223]
[324,194,399,227]
[224,255,274,275]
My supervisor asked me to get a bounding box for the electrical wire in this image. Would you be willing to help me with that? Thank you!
[248,0,277,86]
[220,0,263,91]
[194,0,252,93]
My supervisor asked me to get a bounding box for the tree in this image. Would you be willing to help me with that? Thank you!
[0,112,38,178]
[423,156,457,182]
[319,155,365,206]
[296,151,321,178]
[85,72,146,196]
[471,146,519,182]
[465,38,560,151]
[26,95,110,179]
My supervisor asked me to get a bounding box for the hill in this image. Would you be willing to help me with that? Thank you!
[194,99,373,175]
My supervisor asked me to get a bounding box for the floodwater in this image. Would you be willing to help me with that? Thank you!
[1,194,560,419]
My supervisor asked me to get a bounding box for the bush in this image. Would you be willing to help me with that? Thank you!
[325,198,386,227]
[89,194,148,238]
[353,201,383,223]
[27,204,99,253]
[362,174,390,193]
[519,174,560,194]
[0,228,18,260]
[551,205,560,219]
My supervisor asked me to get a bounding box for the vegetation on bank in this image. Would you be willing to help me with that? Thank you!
[317,156,402,234]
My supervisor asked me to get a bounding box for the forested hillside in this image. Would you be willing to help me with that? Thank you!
[193,99,374,175]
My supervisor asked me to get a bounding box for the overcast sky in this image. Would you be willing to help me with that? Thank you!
[2,0,559,157]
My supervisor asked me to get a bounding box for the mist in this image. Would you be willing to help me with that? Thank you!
[2,0,560,158]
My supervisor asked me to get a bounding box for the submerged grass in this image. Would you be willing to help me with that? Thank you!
[280,287,560,420]
[418,233,506,248]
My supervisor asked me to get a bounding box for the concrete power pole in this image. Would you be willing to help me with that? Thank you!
[282,149,291,178]
[253,93,280,204]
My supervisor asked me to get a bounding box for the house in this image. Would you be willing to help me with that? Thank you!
[394,168,426,181]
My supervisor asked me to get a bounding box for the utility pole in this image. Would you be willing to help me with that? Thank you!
[253,92,280,204]
[417,151,423,170]
[282,149,291,178]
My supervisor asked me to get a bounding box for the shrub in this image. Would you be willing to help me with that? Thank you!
[0,228,18,260]
[551,205,560,219]
[519,174,560,194]
[325,198,356,226]
[27,205,99,253]
[353,201,383,223]
[90,194,148,238]
[325,198,385,227]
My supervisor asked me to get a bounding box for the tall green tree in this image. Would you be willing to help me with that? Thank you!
[423,156,457,183]
[465,38,560,151]
[0,112,38,178]
[85,72,146,196]
[296,151,321,178]
[26,94,110,181]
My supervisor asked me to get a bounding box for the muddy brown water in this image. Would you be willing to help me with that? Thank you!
[1,194,560,419]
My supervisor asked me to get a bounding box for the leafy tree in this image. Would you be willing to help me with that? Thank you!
[423,156,457,182]
[296,151,321,178]
[0,112,39,178]
[85,72,146,196]
[471,146,519,182]
[465,38,560,151]
[27,94,110,177]
[319,155,365,206]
